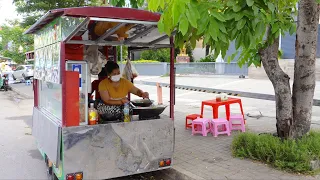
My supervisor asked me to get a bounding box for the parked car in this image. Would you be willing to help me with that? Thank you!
[12,65,34,80]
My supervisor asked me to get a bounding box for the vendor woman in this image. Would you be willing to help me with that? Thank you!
[98,61,149,121]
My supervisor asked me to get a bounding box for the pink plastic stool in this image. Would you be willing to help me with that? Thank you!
[229,114,246,132]
[210,118,231,137]
[192,118,211,136]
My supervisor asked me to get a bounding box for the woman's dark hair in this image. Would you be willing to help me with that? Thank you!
[98,67,108,78]
[105,61,119,75]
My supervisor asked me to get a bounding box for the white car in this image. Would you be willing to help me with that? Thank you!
[12,65,34,80]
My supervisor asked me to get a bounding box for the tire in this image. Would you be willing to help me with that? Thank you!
[4,86,7,91]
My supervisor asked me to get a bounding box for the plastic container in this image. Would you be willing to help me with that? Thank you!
[88,103,98,125]
[123,103,131,122]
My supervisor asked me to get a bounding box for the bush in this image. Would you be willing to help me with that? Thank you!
[141,49,170,62]
[119,60,160,64]
[199,54,216,62]
[232,131,320,174]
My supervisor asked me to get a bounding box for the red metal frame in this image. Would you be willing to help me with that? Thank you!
[25,7,161,34]
[28,7,176,126]
[60,42,67,127]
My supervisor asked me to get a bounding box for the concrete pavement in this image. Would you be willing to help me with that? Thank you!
[8,76,320,179]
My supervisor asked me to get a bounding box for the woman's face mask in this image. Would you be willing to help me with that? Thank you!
[110,74,121,82]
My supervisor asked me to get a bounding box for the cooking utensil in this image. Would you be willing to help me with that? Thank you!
[131,99,154,107]
[133,105,167,120]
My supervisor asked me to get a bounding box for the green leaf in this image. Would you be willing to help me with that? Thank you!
[148,0,160,11]
[233,5,242,12]
[172,3,181,26]
[272,23,279,34]
[267,2,275,12]
[186,8,198,28]
[203,35,211,45]
[197,13,209,35]
[246,0,254,7]
[252,5,259,16]
[179,15,189,36]
[235,34,242,50]
[209,18,219,41]
[211,11,226,22]
[256,22,265,34]
[227,0,235,6]
[235,13,245,21]
[219,33,228,43]
[231,28,238,40]
[236,19,246,30]
[219,23,227,34]
[157,17,165,33]
[289,23,296,35]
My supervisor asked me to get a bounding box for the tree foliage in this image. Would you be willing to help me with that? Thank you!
[110,0,297,67]
[0,21,33,64]
[13,0,102,27]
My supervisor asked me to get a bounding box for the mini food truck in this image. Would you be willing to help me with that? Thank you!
[25,6,176,180]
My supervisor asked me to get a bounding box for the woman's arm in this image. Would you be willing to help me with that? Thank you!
[129,86,149,98]
[100,90,126,105]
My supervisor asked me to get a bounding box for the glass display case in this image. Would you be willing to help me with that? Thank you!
[66,61,89,125]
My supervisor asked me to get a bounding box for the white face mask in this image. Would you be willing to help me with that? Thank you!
[110,74,121,82]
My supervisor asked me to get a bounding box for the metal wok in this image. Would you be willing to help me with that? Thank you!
[132,105,167,120]
[131,99,154,107]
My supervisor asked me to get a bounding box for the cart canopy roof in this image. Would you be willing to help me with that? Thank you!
[25,7,173,48]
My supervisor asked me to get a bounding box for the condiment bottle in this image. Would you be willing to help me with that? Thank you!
[123,103,131,122]
[88,103,97,125]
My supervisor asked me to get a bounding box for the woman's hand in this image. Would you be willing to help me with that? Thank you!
[121,98,129,104]
[142,92,149,99]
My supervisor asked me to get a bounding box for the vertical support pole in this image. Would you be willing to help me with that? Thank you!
[157,83,163,105]
[127,47,132,101]
[33,79,39,107]
[60,42,67,127]
[113,46,117,62]
[169,36,175,120]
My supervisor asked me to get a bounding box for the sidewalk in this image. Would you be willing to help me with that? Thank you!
[171,108,320,180]
[10,76,320,179]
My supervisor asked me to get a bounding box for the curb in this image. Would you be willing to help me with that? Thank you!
[10,85,33,99]
[171,166,206,180]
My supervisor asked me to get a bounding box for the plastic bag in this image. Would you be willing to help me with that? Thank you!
[122,59,138,80]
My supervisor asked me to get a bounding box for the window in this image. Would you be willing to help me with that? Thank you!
[16,66,23,70]
[38,81,62,120]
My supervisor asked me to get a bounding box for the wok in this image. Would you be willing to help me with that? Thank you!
[132,105,167,120]
[131,99,154,107]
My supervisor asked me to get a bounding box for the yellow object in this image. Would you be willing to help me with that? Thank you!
[75,173,83,180]
[88,103,98,125]
[94,22,135,40]
[99,78,134,99]
[178,45,188,56]
[124,115,131,122]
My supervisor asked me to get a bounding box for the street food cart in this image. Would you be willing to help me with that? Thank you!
[25,7,176,180]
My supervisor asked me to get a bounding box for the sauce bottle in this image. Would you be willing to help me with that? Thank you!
[123,103,131,122]
[88,103,97,125]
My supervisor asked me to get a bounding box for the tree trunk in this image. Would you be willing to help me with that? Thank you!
[292,0,320,138]
[259,29,293,138]
[205,45,210,56]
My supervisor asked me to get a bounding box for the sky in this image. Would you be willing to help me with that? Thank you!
[0,0,21,25]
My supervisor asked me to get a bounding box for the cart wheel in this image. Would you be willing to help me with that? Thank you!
[44,154,48,166]
[47,166,53,176]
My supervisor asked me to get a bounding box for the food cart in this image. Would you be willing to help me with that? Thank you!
[25,7,176,180]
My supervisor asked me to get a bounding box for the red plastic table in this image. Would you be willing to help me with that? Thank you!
[200,97,244,120]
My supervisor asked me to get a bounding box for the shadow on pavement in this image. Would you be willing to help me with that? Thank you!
[28,149,43,161]
[110,168,196,180]
[5,115,32,127]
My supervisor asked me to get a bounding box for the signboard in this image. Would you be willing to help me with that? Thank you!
[72,64,82,88]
